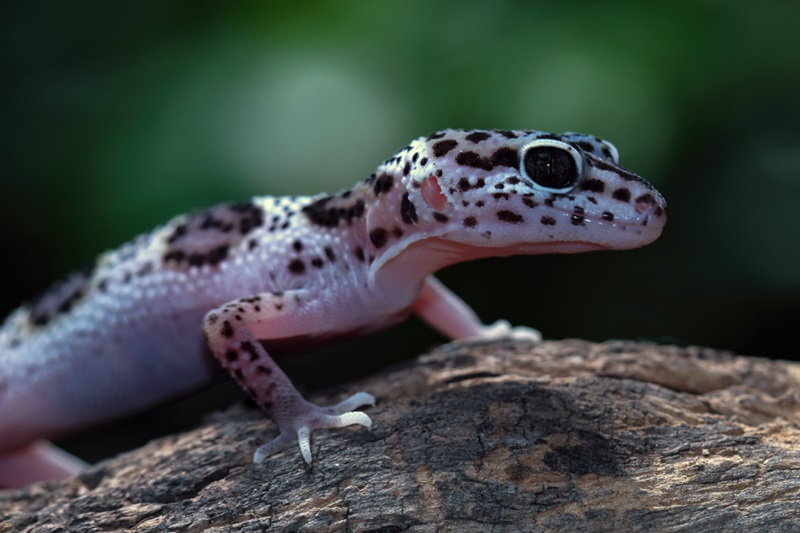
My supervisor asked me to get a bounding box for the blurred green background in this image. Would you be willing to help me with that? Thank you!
[1,1,798,460]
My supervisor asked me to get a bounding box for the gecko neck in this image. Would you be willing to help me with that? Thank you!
[367,235,502,305]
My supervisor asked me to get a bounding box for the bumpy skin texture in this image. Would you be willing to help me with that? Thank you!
[0,129,666,483]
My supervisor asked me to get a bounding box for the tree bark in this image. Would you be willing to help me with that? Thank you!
[1,339,799,532]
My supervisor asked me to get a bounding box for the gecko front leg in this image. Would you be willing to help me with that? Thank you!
[412,276,542,342]
[204,290,374,465]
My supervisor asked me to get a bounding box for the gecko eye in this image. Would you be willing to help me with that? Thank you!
[520,140,582,193]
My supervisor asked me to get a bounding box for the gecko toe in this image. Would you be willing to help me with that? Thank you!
[326,391,376,414]
[253,394,374,465]
[253,432,294,464]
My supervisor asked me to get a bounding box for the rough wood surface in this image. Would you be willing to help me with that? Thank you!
[1,339,799,532]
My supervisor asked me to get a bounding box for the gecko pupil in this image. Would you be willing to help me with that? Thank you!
[523,146,578,190]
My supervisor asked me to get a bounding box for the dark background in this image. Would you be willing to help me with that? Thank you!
[2,1,798,461]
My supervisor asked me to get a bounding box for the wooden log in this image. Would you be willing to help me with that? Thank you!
[1,339,798,532]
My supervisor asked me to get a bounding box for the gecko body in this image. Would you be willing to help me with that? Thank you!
[0,129,666,484]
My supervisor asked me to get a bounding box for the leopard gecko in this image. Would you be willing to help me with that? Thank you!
[0,129,667,486]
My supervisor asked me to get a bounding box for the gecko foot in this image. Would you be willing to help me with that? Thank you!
[477,320,542,342]
[253,392,376,465]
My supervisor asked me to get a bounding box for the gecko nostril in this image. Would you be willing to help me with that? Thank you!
[634,193,657,215]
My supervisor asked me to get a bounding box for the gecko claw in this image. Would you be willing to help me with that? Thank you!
[476,320,542,342]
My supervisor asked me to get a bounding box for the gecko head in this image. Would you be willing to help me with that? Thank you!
[372,129,667,257]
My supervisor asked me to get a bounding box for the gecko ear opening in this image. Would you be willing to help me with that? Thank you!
[421,176,448,212]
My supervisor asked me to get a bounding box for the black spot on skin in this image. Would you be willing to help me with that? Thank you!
[489,147,519,168]
[613,188,632,202]
[401,193,418,224]
[207,245,229,265]
[426,131,447,140]
[541,216,556,226]
[403,162,411,176]
[432,139,458,157]
[463,216,477,228]
[167,224,187,244]
[311,257,324,268]
[420,157,428,166]
[506,177,520,185]
[27,265,95,327]
[602,211,615,221]
[369,228,389,248]
[492,193,510,200]
[256,365,272,375]
[587,197,598,204]
[288,259,305,274]
[188,253,205,267]
[232,203,265,235]
[456,151,492,171]
[393,226,404,238]
[302,196,366,228]
[496,210,524,224]
[522,197,537,209]
[496,130,517,139]
[221,321,234,338]
[354,246,365,262]
[577,141,595,152]
[571,214,585,226]
[241,341,260,361]
[465,131,491,143]
[601,146,613,159]
[164,202,263,271]
[324,246,336,262]
[293,240,303,252]
[373,174,394,195]
[475,201,485,207]
[654,206,664,217]
[458,177,477,191]
[225,350,238,363]
[433,212,449,223]
[574,206,584,215]
[580,178,605,193]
